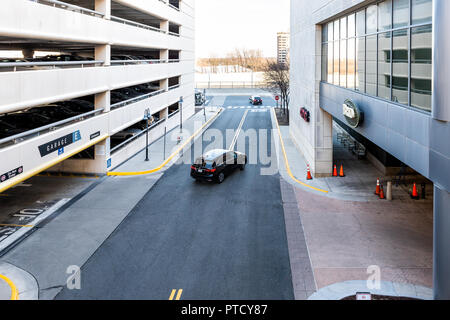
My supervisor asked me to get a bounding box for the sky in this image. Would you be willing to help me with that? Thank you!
[195,0,290,59]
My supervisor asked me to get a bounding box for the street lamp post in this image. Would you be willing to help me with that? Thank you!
[144,108,150,162]
[179,96,183,132]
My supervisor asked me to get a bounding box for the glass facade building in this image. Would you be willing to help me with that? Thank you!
[321,0,433,112]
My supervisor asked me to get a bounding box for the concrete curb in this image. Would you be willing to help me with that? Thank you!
[308,280,433,300]
[0,262,38,300]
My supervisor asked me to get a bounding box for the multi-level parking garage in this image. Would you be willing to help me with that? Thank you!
[0,0,195,192]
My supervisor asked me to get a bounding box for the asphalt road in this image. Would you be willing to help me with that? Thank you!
[56,94,294,300]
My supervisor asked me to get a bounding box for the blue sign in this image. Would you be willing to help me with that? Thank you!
[107,158,112,168]
[58,147,64,155]
[73,130,81,142]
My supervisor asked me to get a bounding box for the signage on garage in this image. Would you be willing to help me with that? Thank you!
[38,130,81,157]
[0,166,23,184]
[90,131,101,140]
[343,99,364,128]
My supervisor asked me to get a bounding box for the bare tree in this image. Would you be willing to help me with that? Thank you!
[263,59,290,115]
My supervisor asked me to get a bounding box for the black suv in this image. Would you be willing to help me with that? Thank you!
[249,96,263,105]
[191,149,247,184]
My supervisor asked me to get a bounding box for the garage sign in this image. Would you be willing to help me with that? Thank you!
[38,130,81,157]
[343,99,364,128]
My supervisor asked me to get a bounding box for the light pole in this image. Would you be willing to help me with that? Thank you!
[144,108,150,162]
[179,96,183,132]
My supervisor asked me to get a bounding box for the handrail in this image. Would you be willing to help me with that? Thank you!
[0,108,104,147]
[168,59,180,63]
[168,109,180,118]
[110,89,166,110]
[31,0,104,18]
[111,15,166,34]
[168,84,180,90]
[110,59,166,65]
[0,60,103,69]
[168,31,180,37]
[110,118,165,154]
[168,3,180,11]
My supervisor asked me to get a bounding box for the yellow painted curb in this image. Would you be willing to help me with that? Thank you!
[272,108,329,194]
[0,274,19,300]
[108,109,222,176]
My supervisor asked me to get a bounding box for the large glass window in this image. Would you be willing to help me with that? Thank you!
[378,32,391,99]
[356,37,365,92]
[411,25,432,111]
[366,35,377,96]
[392,29,409,104]
[320,0,433,112]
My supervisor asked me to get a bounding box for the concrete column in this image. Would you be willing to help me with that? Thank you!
[22,48,34,59]
[95,44,110,66]
[432,0,450,122]
[160,78,169,92]
[159,108,168,121]
[95,0,111,20]
[160,20,169,33]
[160,49,169,62]
[95,91,110,113]
[433,185,450,299]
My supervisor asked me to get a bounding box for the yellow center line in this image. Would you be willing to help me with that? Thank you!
[0,274,19,300]
[175,289,183,300]
[168,289,176,300]
[108,109,222,176]
[272,108,329,194]
[0,224,34,228]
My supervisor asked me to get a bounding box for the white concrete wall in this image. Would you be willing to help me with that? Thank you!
[290,0,366,175]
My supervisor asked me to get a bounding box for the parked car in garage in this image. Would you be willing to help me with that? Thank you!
[190,149,247,183]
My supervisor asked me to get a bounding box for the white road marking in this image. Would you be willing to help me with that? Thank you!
[229,110,249,150]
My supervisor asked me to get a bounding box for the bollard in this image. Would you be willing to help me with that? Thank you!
[386,181,393,201]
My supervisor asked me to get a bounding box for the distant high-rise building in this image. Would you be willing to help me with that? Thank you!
[277,32,290,65]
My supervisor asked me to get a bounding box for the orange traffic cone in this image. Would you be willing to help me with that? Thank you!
[306,165,313,180]
[339,165,345,177]
[379,184,386,199]
[374,178,380,195]
[333,165,338,177]
[411,183,419,200]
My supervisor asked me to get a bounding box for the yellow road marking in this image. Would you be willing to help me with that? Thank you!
[272,108,329,194]
[169,289,183,300]
[108,109,222,176]
[229,110,248,150]
[169,289,177,300]
[0,274,19,300]
[0,224,34,228]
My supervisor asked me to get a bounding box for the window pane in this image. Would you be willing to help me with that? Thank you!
[392,29,409,104]
[348,13,356,38]
[334,20,340,41]
[348,38,356,89]
[356,37,366,92]
[328,42,334,83]
[366,35,377,95]
[393,0,409,28]
[340,17,347,39]
[340,39,347,87]
[412,0,432,25]
[411,25,432,111]
[378,32,391,100]
[322,43,328,81]
[322,24,328,43]
[378,0,392,31]
[356,10,365,36]
[366,4,378,34]
[328,22,334,42]
[333,40,340,85]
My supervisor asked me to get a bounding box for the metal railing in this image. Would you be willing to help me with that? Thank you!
[110,118,165,154]
[168,84,180,91]
[110,59,165,66]
[0,60,103,72]
[168,109,179,118]
[111,15,166,34]
[110,89,167,110]
[31,0,104,18]
[0,108,104,148]
[168,31,180,37]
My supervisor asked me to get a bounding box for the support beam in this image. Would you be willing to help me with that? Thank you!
[95,0,111,20]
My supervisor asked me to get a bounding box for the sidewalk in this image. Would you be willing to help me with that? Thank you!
[0,108,221,300]
[273,112,434,299]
